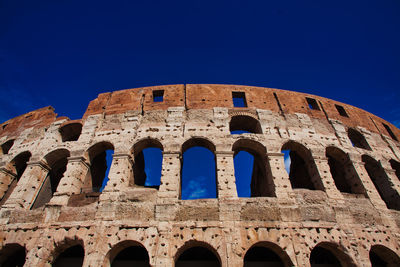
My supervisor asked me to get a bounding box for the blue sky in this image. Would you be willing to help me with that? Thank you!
[1,0,399,198]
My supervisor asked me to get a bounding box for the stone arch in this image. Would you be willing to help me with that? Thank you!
[50,238,85,267]
[180,138,217,199]
[174,240,221,267]
[0,243,26,267]
[243,241,294,267]
[0,139,15,155]
[369,244,400,267]
[59,121,83,142]
[229,115,262,134]
[31,148,70,209]
[103,240,150,267]
[310,242,357,267]
[85,141,115,192]
[281,140,324,191]
[326,146,366,195]
[389,159,400,181]
[362,155,400,210]
[232,139,275,197]
[348,128,371,150]
[132,138,164,188]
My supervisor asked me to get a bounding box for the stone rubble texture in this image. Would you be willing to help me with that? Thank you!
[0,84,399,266]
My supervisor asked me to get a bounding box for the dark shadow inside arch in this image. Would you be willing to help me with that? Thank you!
[0,151,31,206]
[59,122,82,142]
[326,147,366,195]
[348,128,371,150]
[362,155,400,210]
[390,159,400,181]
[0,243,26,267]
[282,141,324,191]
[86,142,114,193]
[310,247,341,267]
[31,149,70,209]
[181,138,217,200]
[244,247,285,267]
[370,245,400,267]
[233,140,274,197]
[111,245,149,267]
[53,245,84,267]
[1,139,14,155]
[230,115,262,134]
[176,246,220,267]
[133,139,163,189]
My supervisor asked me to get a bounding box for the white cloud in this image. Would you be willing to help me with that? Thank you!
[182,175,209,199]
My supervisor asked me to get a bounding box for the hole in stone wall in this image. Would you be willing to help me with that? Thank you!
[0,244,26,267]
[348,128,371,150]
[181,138,217,200]
[153,90,164,102]
[389,159,400,181]
[281,141,324,191]
[306,97,320,111]
[335,104,349,117]
[230,115,262,134]
[52,245,84,267]
[369,245,400,267]
[382,123,398,141]
[232,92,247,107]
[233,139,274,197]
[59,123,82,142]
[32,149,70,209]
[362,155,400,210]
[111,246,149,267]
[176,246,220,267]
[1,139,14,155]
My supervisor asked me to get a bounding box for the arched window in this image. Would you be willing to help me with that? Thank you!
[175,242,220,267]
[229,115,262,134]
[281,141,324,191]
[348,128,371,150]
[108,241,150,267]
[133,139,163,189]
[32,149,70,209]
[326,147,365,195]
[59,122,82,142]
[86,142,114,193]
[52,245,84,267]
[244,242,293,267]
[310,243,356,267]
[362,155,400,210]
[1,139,14,155]
[0,151,31,206]
[370,245,400,267]
[0,244,26,267]
[389,159,400,181]
[233,139,274,197]
[181,138,217,200]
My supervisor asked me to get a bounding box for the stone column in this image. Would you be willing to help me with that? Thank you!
[267,152,293,198]
[215,151,237,199]
[3,161,50,209]
[48,156,90,206]
[313,155,343,199]
[0,167,16,201]
[103,153,134,192]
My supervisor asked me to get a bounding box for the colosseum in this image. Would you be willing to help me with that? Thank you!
[0,84,399,267]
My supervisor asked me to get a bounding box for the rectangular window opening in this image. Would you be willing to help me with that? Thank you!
[383,123,398,141]
[335,104,349,117]
[306,97,320,111]
[232,91,247,107]
[153,90,164,102]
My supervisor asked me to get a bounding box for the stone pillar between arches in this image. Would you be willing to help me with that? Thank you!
[0,167,17,203]
[215,150,237,199]
[313,155,344,199]
[267,152,293,198]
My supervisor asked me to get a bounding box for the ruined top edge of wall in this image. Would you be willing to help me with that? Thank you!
[0,84,399,140]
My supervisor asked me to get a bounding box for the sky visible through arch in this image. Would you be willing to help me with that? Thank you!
[1,0,399,198]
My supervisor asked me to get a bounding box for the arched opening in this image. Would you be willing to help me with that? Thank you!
[133,139,163,189]
[181,138,217,200]
[86,142,114,193]
[175,242,220,267]
[362,155,400,210]
[281,141,324,191]
[370,245,400,267]
[0,243,26,267]
[59,122,82,142]
[108,241,150,267]
[326,147,365,195]
[310,247,341,267]
[233,139,274,197]
[31,149,70,209]
[0,151,31,205]
[52,245,84,267]
[229,115,262,134]
[1,139,14,155]
[348,128,371,150]
[244,242,293,267]
[389,159,400,181]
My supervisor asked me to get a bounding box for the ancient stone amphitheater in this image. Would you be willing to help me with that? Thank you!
[0,84,400,267]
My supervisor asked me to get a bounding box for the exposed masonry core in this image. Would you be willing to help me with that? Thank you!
[0,84,399,267]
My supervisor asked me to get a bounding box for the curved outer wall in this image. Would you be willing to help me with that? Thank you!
[0,84,399,266]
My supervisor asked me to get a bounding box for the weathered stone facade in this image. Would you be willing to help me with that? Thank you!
[0,84,399,266]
